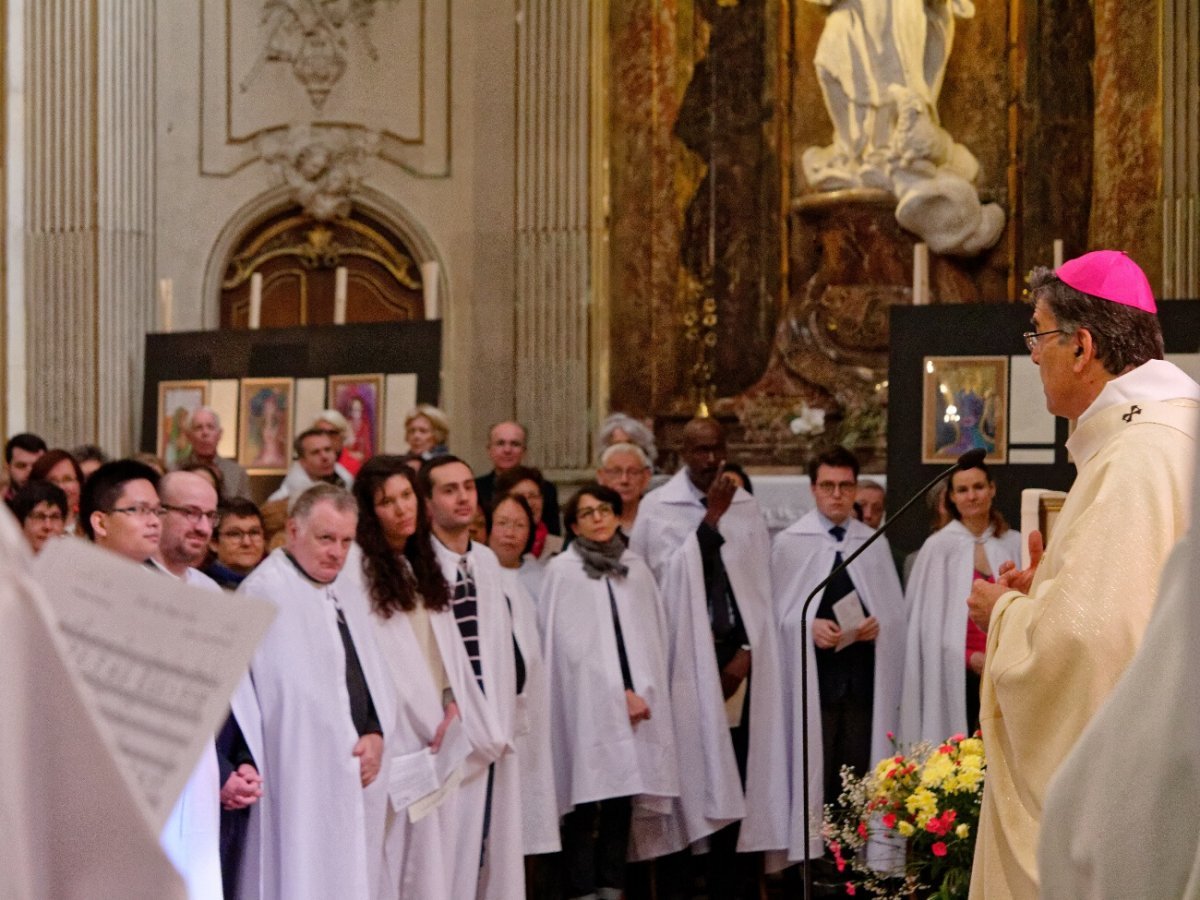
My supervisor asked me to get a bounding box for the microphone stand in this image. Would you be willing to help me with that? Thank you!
[799,450,984,900]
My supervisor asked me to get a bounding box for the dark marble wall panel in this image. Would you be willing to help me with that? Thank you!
[674,0,781,398]
[608,0,686,418]
[1019,0,1094,278]
[1090,0,1162,291]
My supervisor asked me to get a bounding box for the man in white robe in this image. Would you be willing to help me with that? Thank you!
[231,484,393,900]
[967,251,1200,899]
[629,418,790,894]
[79,460,224,899]
[420,455,525,899]
[771,446,906,866]
[1038,448,1200,898]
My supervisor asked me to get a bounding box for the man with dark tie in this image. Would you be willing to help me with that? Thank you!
[629,417,789,898]
[229,484,392,900]
[770,445,906,874]
[419,455,525,899]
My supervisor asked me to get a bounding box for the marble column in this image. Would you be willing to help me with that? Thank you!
[515,0,595,470]
[1162,0,1199,299]
[1089,0,1162,290]
[23,0,154,451]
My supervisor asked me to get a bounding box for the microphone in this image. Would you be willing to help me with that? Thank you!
[797,449,980,900]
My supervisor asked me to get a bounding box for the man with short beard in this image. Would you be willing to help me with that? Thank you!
[155,471,262,898]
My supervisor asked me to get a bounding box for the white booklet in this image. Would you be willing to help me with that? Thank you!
[31,537,276,834]
[832,591,867,652]
[387,714,473,822]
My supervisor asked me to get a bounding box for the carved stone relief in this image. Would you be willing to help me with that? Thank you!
[201,0,450,178]
[257,125,380,220]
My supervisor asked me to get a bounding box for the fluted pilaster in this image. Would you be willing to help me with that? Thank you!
[24,0,154,451]
[514,0,597,471]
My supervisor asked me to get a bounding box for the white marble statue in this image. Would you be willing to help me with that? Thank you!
[803,0,1004,256]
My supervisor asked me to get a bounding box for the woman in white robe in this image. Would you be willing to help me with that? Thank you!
[349,456,513,899]
[485,492,560,860]
[897,461,1020,745]
[540,484,680,900]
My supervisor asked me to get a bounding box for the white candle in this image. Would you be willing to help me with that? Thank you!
[158,278,173,332]
[249,272,263,330]
[1053,239,1064,269]
[334,266,348,325]
[913,243,930,306]
[421,260,440,320]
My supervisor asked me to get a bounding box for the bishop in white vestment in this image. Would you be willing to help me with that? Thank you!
[967,252,1199,899]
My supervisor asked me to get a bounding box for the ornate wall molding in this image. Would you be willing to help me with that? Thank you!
[202,185,444,328]
[200,0,450,178]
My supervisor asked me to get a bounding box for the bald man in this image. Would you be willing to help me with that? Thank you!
[629,419,789,896]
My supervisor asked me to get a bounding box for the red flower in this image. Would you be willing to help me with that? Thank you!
[857,822,869,839]
[882,813,897,829]
[926,817,948,836]
[845,884,857,896]
[932,842,948,857]
[886,731,895,740]
[943,810,957,824]
[950,733,966,743]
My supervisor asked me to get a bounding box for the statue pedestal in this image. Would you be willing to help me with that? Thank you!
[719,189,978,469]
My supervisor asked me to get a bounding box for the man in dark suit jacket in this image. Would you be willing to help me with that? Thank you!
[475,420,560,535]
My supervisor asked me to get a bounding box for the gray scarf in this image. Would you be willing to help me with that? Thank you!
[574,534,629,580]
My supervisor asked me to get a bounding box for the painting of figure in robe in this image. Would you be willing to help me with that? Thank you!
[329,373,383,465]
[922,356,1007,464]
[239,378,293,472]
[158,381,208,468]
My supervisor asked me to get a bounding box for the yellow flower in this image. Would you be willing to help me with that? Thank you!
[898,820,915,837]
[959,738,984,757]
[956,823,971,839]
[920,754,955,788]
[905,788,938,827]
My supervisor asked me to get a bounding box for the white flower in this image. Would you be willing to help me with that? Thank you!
[789,405,827,436]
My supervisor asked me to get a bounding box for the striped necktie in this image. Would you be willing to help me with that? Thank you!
[452,555,484,690]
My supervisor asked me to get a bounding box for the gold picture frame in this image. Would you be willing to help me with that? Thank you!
[922,356,1008,465]
[238,378,294,473]
[157,380,208,468]
[327,373,384,466]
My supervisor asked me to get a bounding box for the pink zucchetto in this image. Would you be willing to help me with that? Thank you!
[1056,250,1157,314]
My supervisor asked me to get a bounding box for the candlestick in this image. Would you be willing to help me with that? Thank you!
[913,243,930,306]
[1053,239,1064,269]
[334,266,348,325]
[249,272,263,330]
[421,260,440,320]
[158,278,173,332]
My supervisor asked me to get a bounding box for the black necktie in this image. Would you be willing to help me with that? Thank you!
[452,556,484,690]
[821,524,855,607]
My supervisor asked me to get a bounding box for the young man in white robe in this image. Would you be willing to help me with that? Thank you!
[230,484,393,900]
[79,461,224,900]
[629,417,790,895]
[770,446,906,870]
[540,483,680,899]
[419,455,525,899]
[967,250,1200,899]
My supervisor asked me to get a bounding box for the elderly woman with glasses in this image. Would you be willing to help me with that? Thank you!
[596,442,652,535]
[539,483,680,900]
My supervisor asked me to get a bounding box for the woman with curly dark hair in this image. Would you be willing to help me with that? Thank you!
[348,455,509,898]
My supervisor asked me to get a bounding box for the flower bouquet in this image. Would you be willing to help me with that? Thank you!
[823,732,986,899]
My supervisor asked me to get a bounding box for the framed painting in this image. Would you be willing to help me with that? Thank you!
[158,380,208,468]
[922,356,1008,464]
[239,378,294,473]
[328,373,384,467]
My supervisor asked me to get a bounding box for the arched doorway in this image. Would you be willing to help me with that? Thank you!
[220,207,425,327]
